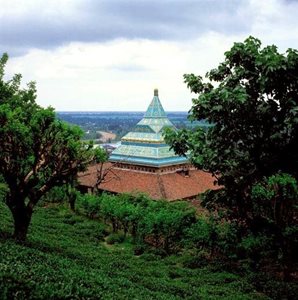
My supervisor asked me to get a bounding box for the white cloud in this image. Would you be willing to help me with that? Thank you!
[6,34,241,111]
[247,0,298,51]
[3,0,298,111]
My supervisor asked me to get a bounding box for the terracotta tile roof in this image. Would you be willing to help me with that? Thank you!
[78,163,219,201]
[78,163,113,187]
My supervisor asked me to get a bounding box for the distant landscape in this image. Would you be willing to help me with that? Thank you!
[57,111,210,142]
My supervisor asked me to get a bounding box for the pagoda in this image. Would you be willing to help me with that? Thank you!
[78,89,217,200]
[109,89,189,171]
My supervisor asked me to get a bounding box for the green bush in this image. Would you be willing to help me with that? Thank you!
[251,173,298,277]
[78,193,196,254]
[133,243,146,256]
[137,200,196,254]
[41,186,70,203]
[106,233,125,245]
[77,193,102,218]
[96,224,109,241]
[181,251,209,269]
[62,214,84,225]
[249,272,298,300]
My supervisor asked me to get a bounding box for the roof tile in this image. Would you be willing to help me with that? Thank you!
[78,164,219,200]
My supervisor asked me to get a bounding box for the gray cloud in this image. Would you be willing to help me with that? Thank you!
[0,0,252,56]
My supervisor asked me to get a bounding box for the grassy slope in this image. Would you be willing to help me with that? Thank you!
[0,202,267,300]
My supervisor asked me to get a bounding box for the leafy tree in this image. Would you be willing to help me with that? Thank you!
[100,194,119,232]
[165,36,298,220]
[185,217,219,256]
[0,53,93,240]
[78,193,103,219]
[139,201,196,253]
[164,37,298,274]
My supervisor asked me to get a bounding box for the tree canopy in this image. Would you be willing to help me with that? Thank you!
[164,37,298,277]
[165,36,298,212]
[0,53,93,240]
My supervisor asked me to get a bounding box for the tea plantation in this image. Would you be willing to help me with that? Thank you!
[0,201,267,299]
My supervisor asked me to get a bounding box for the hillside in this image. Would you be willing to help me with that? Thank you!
[0,201,266,300]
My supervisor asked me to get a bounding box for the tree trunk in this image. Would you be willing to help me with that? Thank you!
[69,199,75,211]
[10,204,32,241]
[112,218,117,232]
[66,183,77,211]
[69,194,76,211]
[164,236,170,254]
[131,223,137,237]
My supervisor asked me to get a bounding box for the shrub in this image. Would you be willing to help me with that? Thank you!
[181,251,209,269]
[138,201,196,254]
[62,214,84,226]
[106,233,125,245]
[77,193,102,218]
[97,224,109,241]
[133,243,146,256]
[41,186,69,203]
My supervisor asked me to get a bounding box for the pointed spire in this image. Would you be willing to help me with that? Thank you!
[144,89,167,118]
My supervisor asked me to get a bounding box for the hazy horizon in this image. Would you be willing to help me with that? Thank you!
[57,110,188,113]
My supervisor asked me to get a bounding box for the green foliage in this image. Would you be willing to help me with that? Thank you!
[185,217,218,250]
[164,37,298,275]
[0,179,8,203]
[165,36,298,216]
[106,232,125,245]
[239,234,272,266]
[78,193,102,218]
[139,200,196,253]
[249,272,298,300]
[78,193,197,254]
[250,173,298,275]
[41,185,72,204]
[181,251,209,269]
[0,201,267,300]
[0,53,94,240]
[185,216,238,260]
[94,146,108,163]
[251,173,298,228]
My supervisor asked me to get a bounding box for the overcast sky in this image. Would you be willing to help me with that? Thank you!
[1,0,298,111]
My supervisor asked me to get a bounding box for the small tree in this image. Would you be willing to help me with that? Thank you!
[93,147,108,193]
[0,54,93,240]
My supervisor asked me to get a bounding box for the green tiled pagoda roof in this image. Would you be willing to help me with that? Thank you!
[144,90,167,118]
[137,117,173,133]
[111,145,178,159]
[109,89,188,167]
[122,132,163,143]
